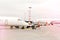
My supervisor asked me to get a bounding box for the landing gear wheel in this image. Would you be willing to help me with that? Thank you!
[26,26,30,28]
[10,26,13,29]
[31,26,36,29]
[15,26,19,29]
[21,26,24,29]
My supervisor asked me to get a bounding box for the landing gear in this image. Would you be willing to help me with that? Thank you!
[26,26,30,28]
[10,25,36,29]
[15,26,19,29]
[21,26,25,29]
[10,26,13,29]
[26,25,36,29]
[10,26,19,29]
[31,25,36,29]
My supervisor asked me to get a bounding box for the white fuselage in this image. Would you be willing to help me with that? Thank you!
[0,16,29,28]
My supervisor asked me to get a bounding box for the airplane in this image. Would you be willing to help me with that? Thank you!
[0,16,29,29]
[50,20,60,25]
[34,18,60,26]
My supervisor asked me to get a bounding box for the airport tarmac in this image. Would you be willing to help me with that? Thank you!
[0,25,60,40]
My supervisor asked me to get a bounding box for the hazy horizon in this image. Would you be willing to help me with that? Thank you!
[0,0,60,21]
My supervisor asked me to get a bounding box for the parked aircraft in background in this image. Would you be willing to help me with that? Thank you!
[50,20,60,25]
[35,19,60,26]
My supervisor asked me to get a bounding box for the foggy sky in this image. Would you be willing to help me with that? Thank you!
[0,0,60,21]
